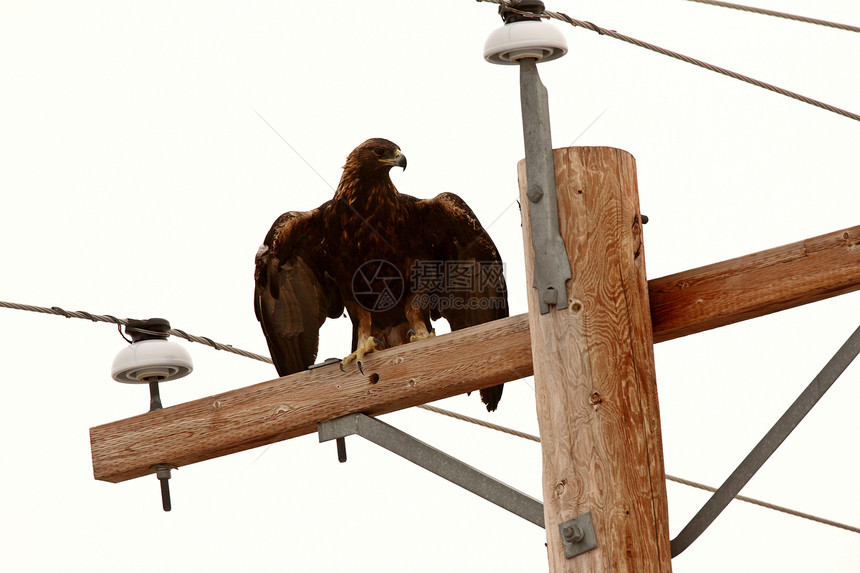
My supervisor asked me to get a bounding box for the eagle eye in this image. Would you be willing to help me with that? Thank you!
[373,148,386,157]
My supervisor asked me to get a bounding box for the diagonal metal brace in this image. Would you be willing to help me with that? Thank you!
[519,57,571,314]
[670,321,860,557]
[318,413,545,527]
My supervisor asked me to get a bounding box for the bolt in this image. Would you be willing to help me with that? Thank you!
[153,464,176,512]
[562,523,585,544]
[527,184,544,203]
[336,437,348,463]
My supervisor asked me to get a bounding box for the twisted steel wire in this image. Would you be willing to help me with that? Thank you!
[477,0,860,123]
[685,0,860,34]
[2,0,855,537]
[418,403,541,441]
[0,300,273,364]
[4,297,857,535]
[666,474,860,534]
[421,400,860,535]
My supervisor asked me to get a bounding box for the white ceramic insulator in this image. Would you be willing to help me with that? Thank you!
[483,20,568,65]
[111,339,193,384]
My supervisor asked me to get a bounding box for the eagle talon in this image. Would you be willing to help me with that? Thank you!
[409,331,436,343]
[341,336,383,374]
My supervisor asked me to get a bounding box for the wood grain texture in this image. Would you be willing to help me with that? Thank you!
[519,147,671,572]
[90,315,532,483]
[89,223,860,484]
[649,225,860,342]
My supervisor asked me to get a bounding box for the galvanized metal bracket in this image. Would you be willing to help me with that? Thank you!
[558,512,598,559]
[670,321,860,557]
[519,57,571,314]
[318,413,546,528]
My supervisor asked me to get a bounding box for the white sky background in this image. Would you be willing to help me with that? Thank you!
[1,0,859,571]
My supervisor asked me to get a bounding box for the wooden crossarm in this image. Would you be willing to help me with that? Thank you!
[90,224,860,484]
[90,315,533,483]
[650,225,860,341]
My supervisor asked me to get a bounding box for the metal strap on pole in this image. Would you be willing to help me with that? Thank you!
[519,57,571,314]
[671,322,860,556]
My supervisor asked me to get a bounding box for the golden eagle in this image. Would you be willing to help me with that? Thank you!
[254,138,508,411]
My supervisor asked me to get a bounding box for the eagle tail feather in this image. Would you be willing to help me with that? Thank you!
[480,384,504,412]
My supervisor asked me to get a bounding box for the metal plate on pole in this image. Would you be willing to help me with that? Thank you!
[558,512,598,559]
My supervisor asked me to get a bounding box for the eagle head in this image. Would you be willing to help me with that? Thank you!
[346,138,407,174]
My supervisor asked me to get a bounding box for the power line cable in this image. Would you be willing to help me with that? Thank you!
[476,0,860,123]
[683,0,860,33]
[4,299,857,536]
[416,402,860,536]
[418,403,541,441]
[0,300,273,364]
[666,474,860,535]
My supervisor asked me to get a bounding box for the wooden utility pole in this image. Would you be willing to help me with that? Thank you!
[519,147,672,572]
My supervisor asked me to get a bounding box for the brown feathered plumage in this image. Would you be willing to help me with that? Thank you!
[254,138,508,410]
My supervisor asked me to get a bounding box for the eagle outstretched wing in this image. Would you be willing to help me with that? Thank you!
[254,207,343,376]
[415,192,509,409]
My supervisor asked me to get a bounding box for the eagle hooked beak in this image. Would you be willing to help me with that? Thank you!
[385,149,407,171]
